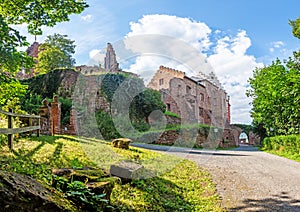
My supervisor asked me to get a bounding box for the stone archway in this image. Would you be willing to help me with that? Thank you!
[239,132,249,144]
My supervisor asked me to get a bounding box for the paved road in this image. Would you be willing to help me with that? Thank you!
[132,143,300,211]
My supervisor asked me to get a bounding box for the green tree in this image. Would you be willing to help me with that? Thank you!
[0,0,88,74]
[0,0,88,35]
[0,0,87,112]
[131,89,166,123]
[247,18,300,136]
[289,17,300,39]
[0,16,33,74]
[35,43,69,74]
[100,73,166,134]
[44,33,76,66]
[247,58,300,136]
[0,75,27,110]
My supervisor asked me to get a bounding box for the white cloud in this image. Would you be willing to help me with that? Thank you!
[122,15,214,83]
[127,14,212,51]
[214,29,221,34]
[124,14,263,124]
[207,30,263,124]
[272,41,284,48]
[268,41,285,54]
[81,14,93,22]
[88,49,105,66]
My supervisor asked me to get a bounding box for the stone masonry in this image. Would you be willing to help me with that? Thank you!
[51,96,61,134]
[148,65,230,127]
[104,43,119,72]
[39,96,78,136]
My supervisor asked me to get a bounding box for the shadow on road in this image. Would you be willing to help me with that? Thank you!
[231,145,259,152]
[229,192,300,212]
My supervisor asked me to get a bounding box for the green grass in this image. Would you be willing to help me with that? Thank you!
[165,110,181,118]
[0,135,223,211]
[261,148,300,162]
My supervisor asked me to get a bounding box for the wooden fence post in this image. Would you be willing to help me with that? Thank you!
[37,117,40,137]
[8,108,13,150]
[29,116,32,136]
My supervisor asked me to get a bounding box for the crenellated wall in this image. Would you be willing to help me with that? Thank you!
[148,66,185,90]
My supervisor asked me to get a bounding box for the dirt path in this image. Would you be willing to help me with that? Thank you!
[132,144,300,211]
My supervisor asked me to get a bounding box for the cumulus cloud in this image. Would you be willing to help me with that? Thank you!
[87,49,105,66]
[269,41,285,53]
[127,14,212,51]
[272,41,284,48]
[207,30,263,124]
[122,15,214,83]
[81,14,93,22]
[124,14,263,124]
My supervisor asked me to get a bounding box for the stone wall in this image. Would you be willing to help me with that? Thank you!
[51,96,61,134]
[148,66,185,90]
[39,96,78,135]
[147,65,230,128]
[149,128,237,148]
[229,125,261,146]
[165,115,181,125]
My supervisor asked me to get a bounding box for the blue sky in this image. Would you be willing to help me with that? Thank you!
[20,0,300,124]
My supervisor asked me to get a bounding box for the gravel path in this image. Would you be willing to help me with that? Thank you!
[132,143,300,211]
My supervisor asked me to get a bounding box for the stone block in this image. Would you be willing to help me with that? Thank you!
[110,161,144,179]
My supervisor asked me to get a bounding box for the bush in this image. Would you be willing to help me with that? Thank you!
[262,134,300,161]
[164,110,180,118]
[95,110,120,140]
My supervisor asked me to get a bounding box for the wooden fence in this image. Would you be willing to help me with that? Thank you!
[0,109,40,150]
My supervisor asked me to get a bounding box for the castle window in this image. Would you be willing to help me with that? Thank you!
[177,84,181,96]
[199,93,204,101]
[199,107,203,117]
[167,103,171,111]
[186,85,192,94]
[159,78,164,85]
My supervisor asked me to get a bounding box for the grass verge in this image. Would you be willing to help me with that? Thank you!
[261,148,300,162]
[0,135,223,211]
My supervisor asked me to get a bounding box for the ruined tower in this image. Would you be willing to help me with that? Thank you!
[104,43,119,72]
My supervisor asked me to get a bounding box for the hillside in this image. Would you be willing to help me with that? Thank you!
[0,135,223,211]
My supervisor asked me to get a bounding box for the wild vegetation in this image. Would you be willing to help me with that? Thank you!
[261,135,300,162]
[0,0,88,75]
[246,16,300,138]
[0,135,223,211]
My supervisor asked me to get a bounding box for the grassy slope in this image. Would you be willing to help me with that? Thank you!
[0,135,223,211]
[261,148,300,162]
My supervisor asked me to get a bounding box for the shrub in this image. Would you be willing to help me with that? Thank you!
[262,134,300,161]
[164,110,180,118]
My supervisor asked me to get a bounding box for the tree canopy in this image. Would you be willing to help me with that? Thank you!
[289,17,300,39]
[0,0,88,35]
[0,16,33,74]
[247,58,300,136]
[101,73,166,123]
[35,44,69,74]
[0,0,88,74]
[44,33,76,66]
[0,0,88,110]
[247,17,300,136]
[35,34,76,73]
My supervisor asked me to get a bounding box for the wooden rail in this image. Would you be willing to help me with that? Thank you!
[0,108,40,150]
